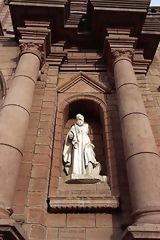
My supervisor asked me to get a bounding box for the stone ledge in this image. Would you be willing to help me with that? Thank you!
[0,219,27,240]
[121,223,160,240]
[48,196,119,213]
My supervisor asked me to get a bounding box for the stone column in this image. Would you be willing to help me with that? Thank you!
[0,43,43,218]
[112,49,160,224]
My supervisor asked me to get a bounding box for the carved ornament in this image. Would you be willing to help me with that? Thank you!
[58,71,111,94]
[111,49,134,64]
[19,42,44,67]
[49,196,119,213]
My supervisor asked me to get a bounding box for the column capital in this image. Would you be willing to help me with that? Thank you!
[104,28,137,68]
[19,42,45,67]
[111,48,134,64]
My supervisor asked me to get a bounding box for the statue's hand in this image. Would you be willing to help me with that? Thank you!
[73,142,78,149]
[68,132,73,139]
[91,143,95,149]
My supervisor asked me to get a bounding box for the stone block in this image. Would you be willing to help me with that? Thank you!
[67,214,95,227]
[59,228,85,240]
[31,165,49,178]
[46,214,66,227]
[29,178,48,192]
[30,224,46,239]
[86,227,122,240]
[27,208,46,225]
[34,145,51,155]
[46,228,58,240]
[27,192,46,207]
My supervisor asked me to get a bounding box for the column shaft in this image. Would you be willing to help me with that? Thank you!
[0,47,41,216]
[114,55,160,223]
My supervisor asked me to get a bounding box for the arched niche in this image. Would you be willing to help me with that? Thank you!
[48,94,119,212]
[63,98,107,177]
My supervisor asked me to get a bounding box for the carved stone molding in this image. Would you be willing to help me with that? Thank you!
[111,49,134,64]
[48,196,119,213]
[19,42,44,67]
[122,223,160,240]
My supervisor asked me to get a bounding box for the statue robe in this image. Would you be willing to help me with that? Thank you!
[63,123,99,176]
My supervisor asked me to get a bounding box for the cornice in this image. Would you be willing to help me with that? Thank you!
[89,0,150,12]
[17,21,51,67]
[6,0,160,66]
[104,28,137,67]
[140,7,160,59]
[46,52,67,68]
[9,0,69,8]
[18,21,51,55]
[104,30,152,75]
[142,13,160,35]
[48,196,119,213]
[105,28,137,49]
[133,59,151,74]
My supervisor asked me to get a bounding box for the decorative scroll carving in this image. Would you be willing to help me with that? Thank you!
[19,42,44,67]
[111,49,134,63]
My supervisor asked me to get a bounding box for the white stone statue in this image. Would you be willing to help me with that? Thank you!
[63,114,106,183]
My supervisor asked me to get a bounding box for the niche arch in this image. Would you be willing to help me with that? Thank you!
[48,94,119,212]
[62,96,108,177]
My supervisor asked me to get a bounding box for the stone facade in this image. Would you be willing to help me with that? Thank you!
[0,1,160,240]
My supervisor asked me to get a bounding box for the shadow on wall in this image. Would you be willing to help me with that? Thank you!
[0,70,6,106]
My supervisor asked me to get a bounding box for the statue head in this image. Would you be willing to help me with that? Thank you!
[76,114,84,126]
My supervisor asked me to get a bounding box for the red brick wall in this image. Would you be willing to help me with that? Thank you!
[145,45,160,153]
[1,42,160,240]
[11,65,130,240]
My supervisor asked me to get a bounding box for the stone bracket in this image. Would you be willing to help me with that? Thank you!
[121,224,160,240]
[0,219,27,240]
[48,196,119,213]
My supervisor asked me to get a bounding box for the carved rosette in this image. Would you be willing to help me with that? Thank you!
[19,42,44,67]
[111,49,134,64]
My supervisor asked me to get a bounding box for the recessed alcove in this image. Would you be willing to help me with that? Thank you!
[62,99,107,177]
[48,94,119,213]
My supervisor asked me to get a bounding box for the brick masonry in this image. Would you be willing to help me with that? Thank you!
[0,35,160,239]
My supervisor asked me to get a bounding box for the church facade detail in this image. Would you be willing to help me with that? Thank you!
[0,0,160,239]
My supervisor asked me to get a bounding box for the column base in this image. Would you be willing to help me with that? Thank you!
[0,219,27,240]
[121,223,160,240]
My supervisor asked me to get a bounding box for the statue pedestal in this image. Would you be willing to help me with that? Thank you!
[121,223,160,240]
[65,174,107,184]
